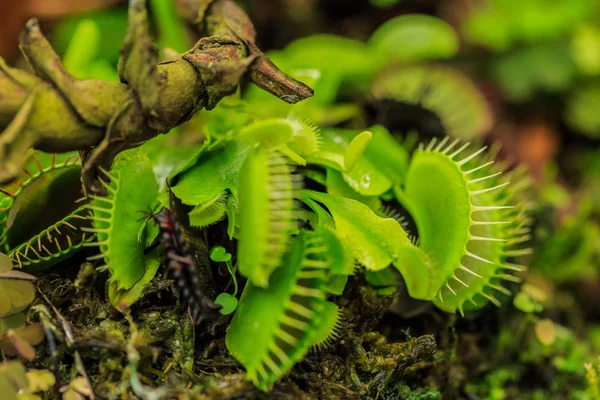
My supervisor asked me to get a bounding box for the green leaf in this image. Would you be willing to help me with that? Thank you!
[26,369,56,393]
[462,0,593,51]
[215,293,238,315]
[108,249,163,309]
[325,274,348,296]
[282,34,376,85]
[304,191,412,271]
[365,267,400,288]
[370,0,400,8]
[492,43,576,101]
[369,14,459,64]
[150,0,189,53]
[309,301,341,349]
[238,119,294,148]
[0,254,36,318]
[62,18,119,81]
[513,291,542,314]
[571,24,600,75]
[140,131,207,192]
[326,169,381,211]
[371,66,492,139]
[172,140,251,206]
[237,148,297,287]
[311,128,401,196]
[565,83,600,138]
[0,361,27,393]
[0,312,26,334]
[210,246,232,263]
[305,130,372,173]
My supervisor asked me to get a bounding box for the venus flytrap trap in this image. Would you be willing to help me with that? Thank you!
[187,191,229,230]
[370,66,493,139]
[85,150,159,295]
[0,153,93,270]
[226,230,329,391]
[237,146,301,288]
[396,138,530,314]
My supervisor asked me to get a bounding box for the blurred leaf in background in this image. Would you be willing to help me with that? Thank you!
[463,0,597,51]
[368,14,459,65]
[52,6,128,78]
[492,43,577,101]
[565,83,600,138]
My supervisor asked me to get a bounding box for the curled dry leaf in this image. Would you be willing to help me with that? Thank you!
[0,253,36,318]
[0,323,45,360]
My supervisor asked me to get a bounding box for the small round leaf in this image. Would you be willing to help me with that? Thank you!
[210,246,232,263]
[215,293,238,315]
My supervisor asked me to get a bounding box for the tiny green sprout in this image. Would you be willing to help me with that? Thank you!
[210,246,232,263]
[211,245,239,315]
[215,293,238,316]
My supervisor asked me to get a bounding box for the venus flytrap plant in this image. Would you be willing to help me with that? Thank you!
[395,137,530,314]
[0,0,559,394]
[0,153,93,270]
[188,191,229,230]
[84,150,160,307]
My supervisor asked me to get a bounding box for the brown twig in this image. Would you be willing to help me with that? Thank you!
[0,0,313,195]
